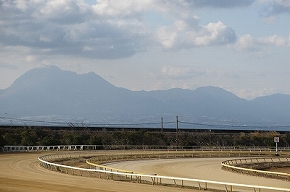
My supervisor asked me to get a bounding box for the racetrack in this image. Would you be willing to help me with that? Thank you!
[106,158,290,188]
[1,152,289,192]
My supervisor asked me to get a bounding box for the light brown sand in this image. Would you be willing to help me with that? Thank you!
[0,152,199,192]
[107,158,290,188]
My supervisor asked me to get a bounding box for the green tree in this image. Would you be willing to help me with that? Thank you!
[0,131,7,147]
[39,135,59,146]
[20,130,37,146]
[3,132,21,145]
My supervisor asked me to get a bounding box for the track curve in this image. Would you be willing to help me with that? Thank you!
[1,152,290,192]
[0,152,201,192]
[106,158,290,188]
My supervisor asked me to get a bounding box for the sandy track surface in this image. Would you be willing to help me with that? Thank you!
[1,152,290,192]
[107,158,290,188]
[0,152,201,192]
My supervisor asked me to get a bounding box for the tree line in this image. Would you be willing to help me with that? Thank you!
[0,126,289,147]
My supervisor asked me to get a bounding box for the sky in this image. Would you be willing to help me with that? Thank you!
[0,0,289,100]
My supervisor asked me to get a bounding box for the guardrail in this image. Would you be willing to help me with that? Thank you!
[3,145,99,152]
[4,144,290,153]
[222,157,290,180]
[39,152,290,192]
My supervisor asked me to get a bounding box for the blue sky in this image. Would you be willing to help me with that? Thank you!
[0,0,289,99]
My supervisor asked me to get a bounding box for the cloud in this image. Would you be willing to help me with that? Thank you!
[235,34,290,51]
[92,0,154,17]
[191,0,254,8]
[0,0,148,59]
[0,0,286,60]
[156,19,237,49]
[258,0,290,17]
[154,65,239,80]
[33,0,92,24]
[233,87,278,100]
[149,66,240,92]
[25,55,38,63]
[258,34,289,46]
[235,34,255,51]
[193,21,237,46]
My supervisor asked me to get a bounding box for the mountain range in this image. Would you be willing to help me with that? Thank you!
[0,66,289,129]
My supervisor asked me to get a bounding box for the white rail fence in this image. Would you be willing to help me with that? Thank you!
[3,144,290,153]
[222,157,290,180]
[3,145,99,152]
[38,153,290,192]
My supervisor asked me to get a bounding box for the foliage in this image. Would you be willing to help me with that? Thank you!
[0,127,288,148]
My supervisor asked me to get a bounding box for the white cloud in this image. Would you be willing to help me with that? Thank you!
[193,21,236,46]
[191,0,254,8]
[0,0,288,60]
[154,65,239,80]
[156,19,237,49]
[259,34,289,46]
[235,34,255,51]
[0,0,149,59]
[235,33,290,52]
[33,0,91,24]
[155,27,178,49]
[25,55,37,63]
[92,0,154,17]
[233,87,278,100]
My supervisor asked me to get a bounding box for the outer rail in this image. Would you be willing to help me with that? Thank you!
[222,157,290,180]
[39,153,290,192]
[4,145,290,152]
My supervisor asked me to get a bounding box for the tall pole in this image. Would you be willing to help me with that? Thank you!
[161,117,163,132]
[176,116,178,150]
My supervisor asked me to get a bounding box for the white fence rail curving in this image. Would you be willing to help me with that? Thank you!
[3,145,100,152]
[38,153,290,192]
[222,157,290,180]
[4,144,290,153]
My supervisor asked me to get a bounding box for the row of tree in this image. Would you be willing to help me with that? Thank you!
[0,126,289,147]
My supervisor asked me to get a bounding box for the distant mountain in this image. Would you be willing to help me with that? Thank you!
[250,94,290,123]
[0,66,289,128]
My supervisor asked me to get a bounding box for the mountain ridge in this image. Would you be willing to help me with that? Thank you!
[0,66,289,127]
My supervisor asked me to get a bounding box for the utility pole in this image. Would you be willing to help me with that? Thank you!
[176,115,179,150]
[161,117,163,132]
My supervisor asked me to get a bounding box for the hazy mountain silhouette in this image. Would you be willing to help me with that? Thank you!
[0,66,289,127]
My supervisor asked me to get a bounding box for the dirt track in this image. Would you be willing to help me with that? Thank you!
[1,152,289,192]
[107,158,290,188]
[0,152,202,192]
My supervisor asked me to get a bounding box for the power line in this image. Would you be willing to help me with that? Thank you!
[0,116,289,130]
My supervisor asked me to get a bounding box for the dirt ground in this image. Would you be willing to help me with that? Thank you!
[267,167,290,174]
[1,152,289,192]
[0,152,204,192]
[107,158,290,188]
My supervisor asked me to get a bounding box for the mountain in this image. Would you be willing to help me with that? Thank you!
[250,94,290,123]
[0,66,138,118]
[0,66,289,128]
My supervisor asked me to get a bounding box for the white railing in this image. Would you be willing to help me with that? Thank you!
[2,145,100,152]
[222,157,290,180]
[4,144,290,153]
[38,153,290,192]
